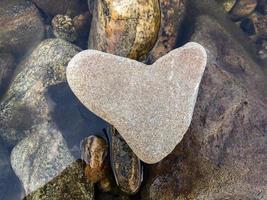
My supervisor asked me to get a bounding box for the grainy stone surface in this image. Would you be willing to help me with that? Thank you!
[146,0,186,63]
[67,42,207,164]
[23,160,94,200]
[11,123,75,195]
[88,0,160,60]
[0,39,81,148]
[0,0,44,56]
[141,15,267,200]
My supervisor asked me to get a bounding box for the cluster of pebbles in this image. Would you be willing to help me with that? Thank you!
[219,0,267,60]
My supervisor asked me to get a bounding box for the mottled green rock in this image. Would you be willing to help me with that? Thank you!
[88,0,160,60]
[23,160,94,200]
[0,0,44,56]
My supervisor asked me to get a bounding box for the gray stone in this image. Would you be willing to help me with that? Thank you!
[0,39,80,148]
[11,123,75,195]
[0,53,15,97]
[67,42,207,164]
[0,0,44,56]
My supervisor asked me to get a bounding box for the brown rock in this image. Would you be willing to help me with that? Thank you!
[146,0,186,63]
[88,0,160,60]
[240,12,267,36]
[0,0,44,56]
[230,0,257,20]
[0,53,15,97]
[32,0,88,17]
[142,15,267,200]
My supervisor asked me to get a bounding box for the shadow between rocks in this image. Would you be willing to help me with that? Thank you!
[45,82,109,158]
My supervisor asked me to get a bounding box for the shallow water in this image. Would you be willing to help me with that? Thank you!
[0,0,266,199]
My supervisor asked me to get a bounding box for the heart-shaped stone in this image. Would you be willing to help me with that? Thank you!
[67,42,207,164]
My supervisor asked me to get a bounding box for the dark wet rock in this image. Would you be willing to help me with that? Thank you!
[240,12,267,36]
[107,127,143,194]
[0,39,80,148]
[23,160,94,200]
[256,36,267,60]
[11,123,75,195]
[32,0,88,17]
[88,0,161,60]
[257,0,267,15]
[0,139,24,200]
[142,15,267,200]
[52,15,78,42]
[146,0,186,63]
[230,0,257,20]
[0,53,15,97]
[0,0,44,56]
[96,193,130,200]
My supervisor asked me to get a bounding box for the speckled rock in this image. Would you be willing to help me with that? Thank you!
[0,53,15,96]
[142,15,267,200]
[0,0,44,56]
[257,0,267,14]
[88,0,160,60]
[32,0,88,17]
[0,39,81,148]
[240,12,267,36]
[230,0,257,20]
[107,127,142,194]
[52,15,78,42]
[11,123,75,195]
[146,0,186,63]
[67,42,207,164]
[23,160,94,200]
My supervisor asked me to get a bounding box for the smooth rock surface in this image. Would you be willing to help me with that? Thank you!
[32,0,88,17]
[11,123,75,195]
[88,0,160,60]
[0,0,44,56]
[67,42,207,164]
[142,15,267,200]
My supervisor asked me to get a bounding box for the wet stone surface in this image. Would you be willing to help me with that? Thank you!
[107,127,143,194]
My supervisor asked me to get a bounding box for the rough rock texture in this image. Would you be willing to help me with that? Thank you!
[217,0,237,12]
[23,160,94,200]
[257,0,267,14]
[32,0,88,17]
[0,53,15,97]
[146,0,186,63]
[0,39,81,148]
[11,123,75,195]
[52,15,78,42]
[142,15,267,200]
[67,42,207,164]
[88,0,160,60]
[0,0,44,56]
[230,0,257,20]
